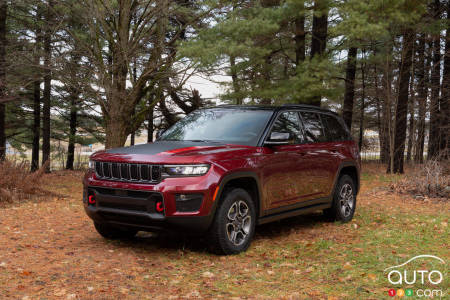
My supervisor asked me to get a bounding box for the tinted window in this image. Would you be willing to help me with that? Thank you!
[159,109,273,146]
[269,111,303,144]
[299,112,327,143]
[321,114,349,141]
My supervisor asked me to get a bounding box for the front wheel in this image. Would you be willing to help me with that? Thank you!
[323,174,356,222]
[208,188,256,255]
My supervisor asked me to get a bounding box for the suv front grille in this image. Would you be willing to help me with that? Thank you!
[95,161,161,183]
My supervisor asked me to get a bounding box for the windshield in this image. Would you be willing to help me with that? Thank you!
[159,109,273,146]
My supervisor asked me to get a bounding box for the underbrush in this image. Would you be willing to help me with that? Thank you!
[0,160,48,203]
[391,158,450,199]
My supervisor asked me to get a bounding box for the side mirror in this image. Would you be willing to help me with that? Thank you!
[264,132,290,146]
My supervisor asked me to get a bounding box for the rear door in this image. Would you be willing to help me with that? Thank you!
[298,111,338,198]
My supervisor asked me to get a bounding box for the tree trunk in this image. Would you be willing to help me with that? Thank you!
[406,40,416,163]
[31,12,42,172]
[391,30,414,174]
[147,101,154,143]
[374,63,384,163]
[310,0,329,106]
[427,0,441,159]
[42,0,53,172]
[65,95,77,170]
[342,47,357,130]
[130,60,137,146]
[309,0,329,107]
[406,91,415,163]
[294,7,305,66]
[230,55,242,105]
[358,53,366,152]
[311,0,328,58]
[0,0,6,161]
[105,116,129,149]
[31,77,41,171]
[415,34,427,163]
[381,49,393,166]
[439,1,449,158]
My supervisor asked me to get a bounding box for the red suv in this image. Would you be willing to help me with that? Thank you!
[83,105,360,254]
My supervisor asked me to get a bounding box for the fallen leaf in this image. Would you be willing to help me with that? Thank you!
[202,271,214,278]
[54,289,66,297]
[343,262,352,270]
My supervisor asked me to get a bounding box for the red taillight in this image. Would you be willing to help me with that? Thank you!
[88,195,96,205]
[155,201,164,212]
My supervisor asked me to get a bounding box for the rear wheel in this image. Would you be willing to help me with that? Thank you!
[94,222,138,240]
[323,174,356,222]
[208,188,256,255]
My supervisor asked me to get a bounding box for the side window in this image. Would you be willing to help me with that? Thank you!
[299,112,327,143]
[269,111,303,144]
[321,114,349,141]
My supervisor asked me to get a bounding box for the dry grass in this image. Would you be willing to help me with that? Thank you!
[0,160,48,203]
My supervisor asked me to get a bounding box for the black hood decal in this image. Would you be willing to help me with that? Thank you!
[106,141,226,155]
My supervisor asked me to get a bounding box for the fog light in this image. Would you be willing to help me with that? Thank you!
[155,201,164,212]
[88,195,96,205]
[175,194,203,212]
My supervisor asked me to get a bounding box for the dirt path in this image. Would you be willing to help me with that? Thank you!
[0,167,448,299]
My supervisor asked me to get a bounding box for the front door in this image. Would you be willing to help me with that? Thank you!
[260,111,309,210]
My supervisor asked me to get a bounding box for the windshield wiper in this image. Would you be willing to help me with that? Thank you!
[184,139,222,143]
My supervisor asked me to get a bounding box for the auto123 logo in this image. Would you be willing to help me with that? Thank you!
[384,255,446,298]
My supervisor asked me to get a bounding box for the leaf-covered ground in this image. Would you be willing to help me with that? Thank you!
[0,164,448,299]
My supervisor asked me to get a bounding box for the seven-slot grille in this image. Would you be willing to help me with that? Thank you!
[94,161,161,183]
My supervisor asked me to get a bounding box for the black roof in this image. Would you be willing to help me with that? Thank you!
[210,104,338,115]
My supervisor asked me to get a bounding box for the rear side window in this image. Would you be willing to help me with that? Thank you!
[299,112,327,143]
[321,114,349,141]
[270,111,303,144]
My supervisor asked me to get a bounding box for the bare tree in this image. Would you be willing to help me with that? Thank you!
[73,0,207,148]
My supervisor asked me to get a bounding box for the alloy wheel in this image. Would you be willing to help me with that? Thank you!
[226,200,252,246]
[339,183,354,218]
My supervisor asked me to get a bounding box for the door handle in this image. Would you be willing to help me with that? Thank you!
[297,151,307,156]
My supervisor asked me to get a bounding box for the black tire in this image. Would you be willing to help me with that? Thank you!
[208,188,256,255]
[94,222,138,240]
[323,174,356,222]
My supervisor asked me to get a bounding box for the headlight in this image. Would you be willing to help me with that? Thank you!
[162,164,210,177]
[88,160,95,169]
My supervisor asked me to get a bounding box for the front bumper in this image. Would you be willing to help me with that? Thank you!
[82,168,222,234]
